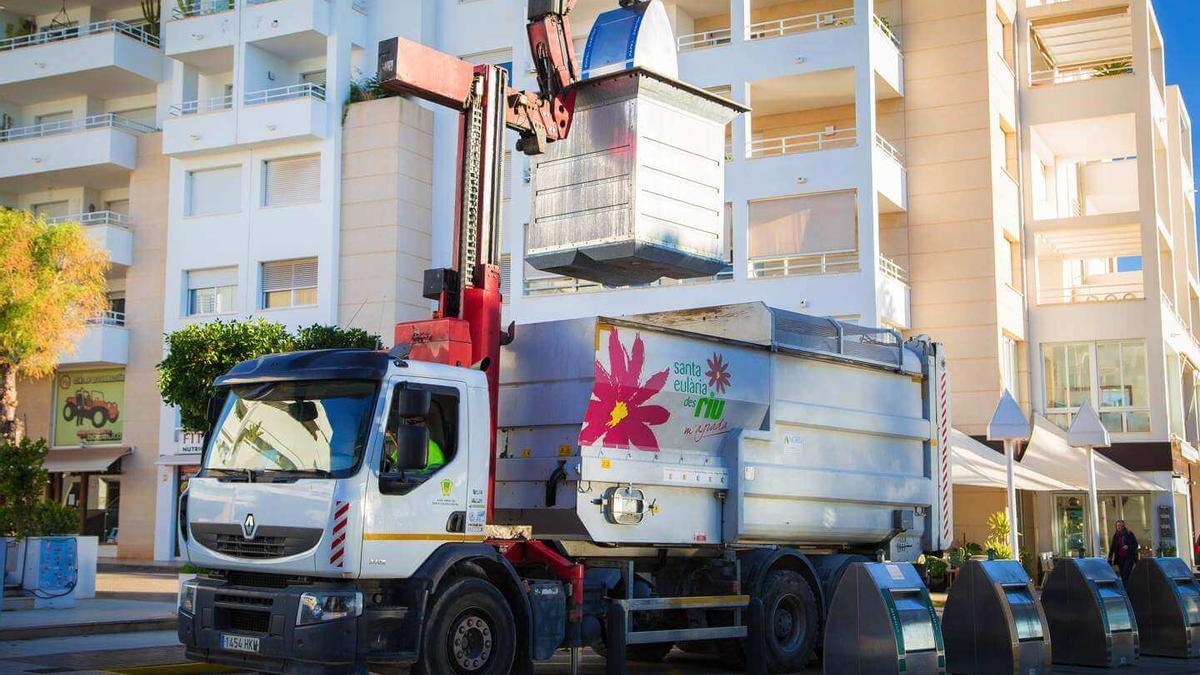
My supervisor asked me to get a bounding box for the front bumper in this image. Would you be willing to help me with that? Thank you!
[178,576,427,675]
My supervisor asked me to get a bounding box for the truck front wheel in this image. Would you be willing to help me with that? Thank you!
[759,569,819,673]
[419,577,516,675]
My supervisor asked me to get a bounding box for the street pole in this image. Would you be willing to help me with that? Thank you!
[1086,445,1102,558]
[1005,439,1019,559]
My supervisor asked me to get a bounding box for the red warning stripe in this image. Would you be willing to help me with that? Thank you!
[330,500,349,568]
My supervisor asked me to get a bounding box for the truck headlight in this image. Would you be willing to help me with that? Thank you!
[178,580,198,615]
[296,591,363,626]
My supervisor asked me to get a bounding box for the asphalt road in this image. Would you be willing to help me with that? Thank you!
[7,631,1200,674]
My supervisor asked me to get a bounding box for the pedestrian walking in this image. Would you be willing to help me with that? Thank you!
[1108,519,1138,584]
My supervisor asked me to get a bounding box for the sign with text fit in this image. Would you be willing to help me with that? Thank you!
[53,368,125,448]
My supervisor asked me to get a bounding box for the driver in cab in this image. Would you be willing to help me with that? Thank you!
[383,396,446,476]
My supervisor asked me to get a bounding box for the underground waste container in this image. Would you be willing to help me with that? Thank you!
[942,559,1050,675]
[823,562,945,674]
[1041,557,1139,667]
[1126,556,1200,657]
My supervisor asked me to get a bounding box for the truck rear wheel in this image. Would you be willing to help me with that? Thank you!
[419,577,516,675]
[759,569,818,673]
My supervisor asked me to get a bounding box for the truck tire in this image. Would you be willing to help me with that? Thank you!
[91,407,108,428]
[759,569,818,673]
[62,403,76,422]
[418,577,516,675]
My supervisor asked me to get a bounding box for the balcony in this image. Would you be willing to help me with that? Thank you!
[47,211,133,268]
[244,0,332,57]
[60,316,129,367]
[747,69,857,161]
[877,255,910,329]
[1027,6,1133,89]
[749,250,858,278]
[162,95,236,156]
[874,134,906,212]
[1034,224,1145,307]
[749,6,855,42]
[0,20,162,105]
[165,0,238,64]
[0,115,152,193]
[238,83,328,145]
[871,15,904,97]
[750,128,856,159]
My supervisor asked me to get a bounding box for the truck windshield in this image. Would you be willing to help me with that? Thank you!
[203,380,378,479]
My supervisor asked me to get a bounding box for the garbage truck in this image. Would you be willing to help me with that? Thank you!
[176,2,954,673]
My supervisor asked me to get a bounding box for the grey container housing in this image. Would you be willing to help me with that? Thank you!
[1127,557,1200,657]
[942,560,1050,675]
[1041,557,1139,667]
[526,68,746,285]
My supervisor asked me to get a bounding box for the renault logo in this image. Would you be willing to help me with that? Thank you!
[242,513,257,540]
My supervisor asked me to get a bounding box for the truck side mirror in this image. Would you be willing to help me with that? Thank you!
[380,425,430,495]
[395,388,431,418]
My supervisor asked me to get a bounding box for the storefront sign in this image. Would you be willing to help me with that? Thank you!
[177,429,205,455]
[53,369,125,447]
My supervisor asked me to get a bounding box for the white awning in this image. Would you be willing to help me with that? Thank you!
[43,446,130,473]
[1018,416,1164,492]
[156,454,204,467]
[951,429,1074,491]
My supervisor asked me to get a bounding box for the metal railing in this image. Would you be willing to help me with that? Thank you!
[749,250,859,278]
[172,0,236,20]
[47,210,129,227]
[678,27,732,51]
[0,19,159,52]
[244,82,326,106]
[879,255,908,285]
[749,128,856,158]
[874,134,904,164]
[169,94,234,117]
[524,266,734,296]
[872,15,900,48]
[1036,281,1146,305]
[0,114,156,142]
[89,309,126,327]
[1030,58,1133,87]
[749,7,854,41]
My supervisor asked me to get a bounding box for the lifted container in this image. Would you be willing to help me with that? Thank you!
[1127,557,1200,658]
[1041,557,1139,667]
[942,559,1050,675]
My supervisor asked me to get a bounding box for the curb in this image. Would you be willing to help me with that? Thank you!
[98,562,185,575]
[0,616,176,641]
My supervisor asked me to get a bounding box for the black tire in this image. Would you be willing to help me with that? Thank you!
[758,569,819,673]
[90,407,108,428]
[62,403,76,422]
[418,577,516,675]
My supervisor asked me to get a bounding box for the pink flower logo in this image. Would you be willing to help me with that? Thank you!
[580,328,671,452]
[705,353,732,395]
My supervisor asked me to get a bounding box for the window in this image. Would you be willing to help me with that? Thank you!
[1043,341,1149,433]
[261,258,318,309]
[105,199,130,217]
[1000,235,1021,291]
[748,190,858,276]
[300,70,327,86]
[1001,336,1019,396]
[502,150,512,201]
[499,254,511,303]
[380,383,460,492]
[263,155,320,207]
[186,166,241,217]
[107,292,126,326]
[33,201,70,219]
[186,267,237,316]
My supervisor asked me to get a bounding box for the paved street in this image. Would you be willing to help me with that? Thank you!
[4,570,1200,674]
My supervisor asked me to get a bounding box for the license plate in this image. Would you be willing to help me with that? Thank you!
[220,634,261,653]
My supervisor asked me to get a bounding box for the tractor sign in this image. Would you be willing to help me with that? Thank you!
[54,368,125,447]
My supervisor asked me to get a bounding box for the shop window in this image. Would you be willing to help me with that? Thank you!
[1043,340,1148,433]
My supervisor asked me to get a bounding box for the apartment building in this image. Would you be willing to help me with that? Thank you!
[4,0,436,561]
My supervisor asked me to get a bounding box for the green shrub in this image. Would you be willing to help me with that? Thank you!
[926,556,949,578]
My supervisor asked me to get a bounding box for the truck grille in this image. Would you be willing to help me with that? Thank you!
[224,608,271,634]
[190,523,323,560]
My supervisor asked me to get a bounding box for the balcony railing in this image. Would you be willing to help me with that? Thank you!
[1036,281,1146,305]
[169,95,234,117]
[0,19,160,52]
[46,210,129,227]
[872,15,900,48]
[89,309,126,327]
[749,7,855,41]
[524,267,734,296]
[750,127,856,158]
[749,249,859,278]
[244,83,326,106]
[172,0,236,20]
[0,114,156,142]
[874,134,904,164]
[879,255,908,285]
[1029,58,1133,87]
[678,27,732,51]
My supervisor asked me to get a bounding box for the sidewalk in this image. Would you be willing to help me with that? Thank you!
[1,570,179,640]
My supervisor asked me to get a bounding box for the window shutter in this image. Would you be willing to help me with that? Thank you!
[499,254,511,302]
[187,266,237,289]
[502,150,512,200]
[105,199,130,217]
[747,190,858,258]
[188,166,241,217]
[300,70,327,86]
[264,155,321,207]
[33,201,70,218]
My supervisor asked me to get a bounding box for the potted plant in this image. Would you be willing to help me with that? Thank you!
[925,555,949,592]
[0,437,90,594]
